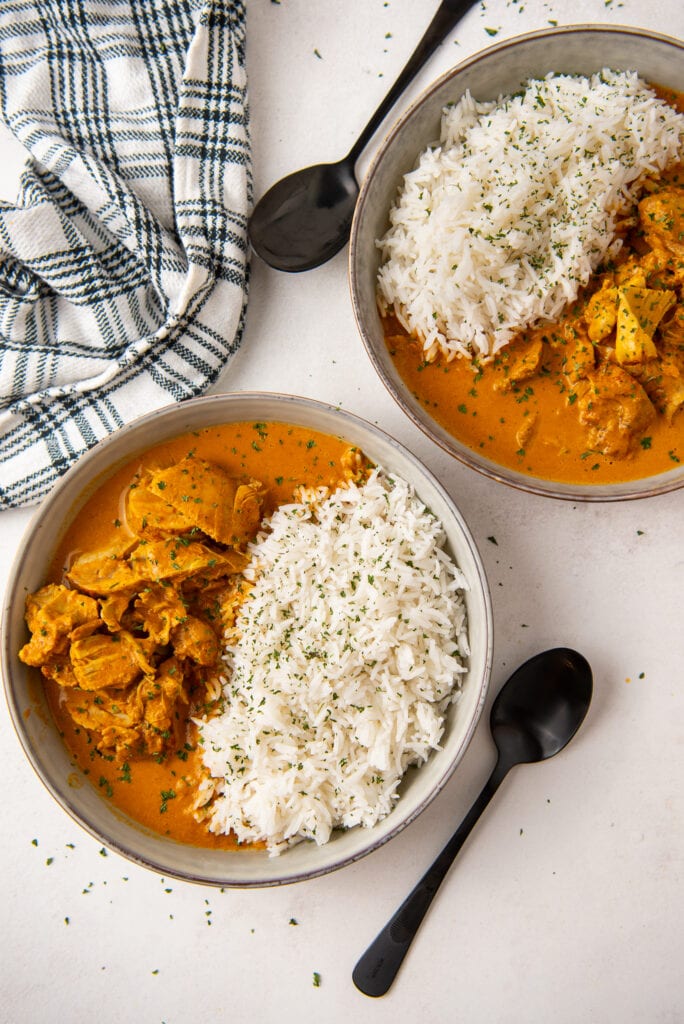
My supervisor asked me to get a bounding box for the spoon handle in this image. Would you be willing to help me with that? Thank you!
[347,0,479,165]
[352,754,511,997]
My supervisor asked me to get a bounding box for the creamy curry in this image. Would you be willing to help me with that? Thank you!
[20,422,366,847]
[384,92,684,486]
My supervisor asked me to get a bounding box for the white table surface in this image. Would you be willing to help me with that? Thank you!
[1,2,683,1022]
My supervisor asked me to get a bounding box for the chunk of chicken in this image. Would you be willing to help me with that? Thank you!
[126,458,263,547]
[132,584,188,645]
[493,332,544,392]
[639,188,684,261]
[69,631,156,691]
[558,325,596,384]
[64,683,142,737]
[170,616,219,666]
[624,305,684,422]
[585,278,618,343]
[127,536,247,585]
[68,536,247,596]
[137,656,188,756]
[39,655,80,688]
[340,446,373,483]
[99,591,135,632]
[615,285,676,364]
[575,362,656,458]
[19,584,100,666]
[189,577,252,636]
[66,541,145,595]
[64,656,188,761]
[515,412,538,450]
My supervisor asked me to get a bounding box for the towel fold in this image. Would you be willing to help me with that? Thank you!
[0,0,250,508]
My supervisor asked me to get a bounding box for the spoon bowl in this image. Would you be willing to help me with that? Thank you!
[248,159,358,272]
[352,647,592,997]
[490,647,593,765]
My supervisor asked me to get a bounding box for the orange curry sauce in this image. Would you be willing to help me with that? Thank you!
[386,308,683,485]
[43,421,356,847]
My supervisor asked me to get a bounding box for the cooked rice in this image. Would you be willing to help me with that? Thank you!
[376,68,684,361]
[195,468,468,855]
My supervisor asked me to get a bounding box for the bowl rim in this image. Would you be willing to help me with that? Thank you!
[2,391,493,887]
[349,24,684,503]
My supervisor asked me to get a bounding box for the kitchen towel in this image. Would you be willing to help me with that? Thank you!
[0,0,250,509]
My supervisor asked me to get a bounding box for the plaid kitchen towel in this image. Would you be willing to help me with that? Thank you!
[0,0,250,509]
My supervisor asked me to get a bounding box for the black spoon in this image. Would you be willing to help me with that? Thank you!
[248,0,479,272]
[352,647,593,998]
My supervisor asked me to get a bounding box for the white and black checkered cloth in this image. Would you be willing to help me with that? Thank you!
[0,0,250,508]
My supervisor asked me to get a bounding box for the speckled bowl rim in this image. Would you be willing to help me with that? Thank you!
[349,25,684,502]
[2,392,493,887]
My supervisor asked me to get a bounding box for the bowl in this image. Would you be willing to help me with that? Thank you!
[349,26,684,501]
[2,393,492,887]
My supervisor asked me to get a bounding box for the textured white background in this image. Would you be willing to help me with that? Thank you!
[1,2,683,1022]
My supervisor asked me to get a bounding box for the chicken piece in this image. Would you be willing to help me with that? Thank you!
[515,412,538,451]
[19,584,100,667]
[66,540,143,596]
[189,577,252,635]
[627,357,684,423]
[126,457,263,547]
[133,584,188,645]
[68,620,103,643]
[575,362,656,458]
[177,573,253,640]
[69,631,156,691]
[639,188,684,261]
[126,480,193,537]
[99,592,135,632]
[340,446,373,483]
[68,533,247,597]
[138,656,188,755]
[493,333,544,392]
[39,655,80,688]
[232,482,264,544]
[97,724,146,759]
[585,280,618,342]
[127,536,247,585]
[558,325,596,384]
[171,616,219,666]
[63,685,144,760]
[585,260,675,348]
[658,308,684,422]
[63,656,189,761]
[615,285,676,364]
[615,262,647,289]
[625,305,684,422]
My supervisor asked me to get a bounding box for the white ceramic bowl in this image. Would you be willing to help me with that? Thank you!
[2,393,492,887]
[349,26,684,502]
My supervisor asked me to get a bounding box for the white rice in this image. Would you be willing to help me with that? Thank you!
[377,68,684,361]
[196,468,468,855]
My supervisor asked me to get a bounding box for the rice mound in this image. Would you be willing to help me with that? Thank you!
[377,68,684,361]
[196,468,469,855]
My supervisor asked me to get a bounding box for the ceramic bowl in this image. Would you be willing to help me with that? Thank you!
[349,26,684,501]
[2,393,492,887]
